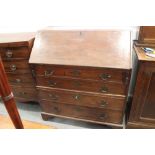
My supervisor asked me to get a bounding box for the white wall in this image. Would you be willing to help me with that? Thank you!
[0,0,144,39]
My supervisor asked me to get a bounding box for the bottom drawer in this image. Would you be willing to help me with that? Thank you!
[11,86,38,101]
[40,100,123,124]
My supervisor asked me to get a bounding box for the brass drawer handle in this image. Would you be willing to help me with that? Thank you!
[48,94,59,100]
[100,74,111,80]
[10,64,16,71]
[70,69,81,76]
[73,94,81,100]
[44,70,54,76]
[99,114,107,120]
[15,78,21,83]
[100,100,108,108]
[31,70,35,77]
[100,86,108,93]
[6,50,13,58]
[48,81,57,87]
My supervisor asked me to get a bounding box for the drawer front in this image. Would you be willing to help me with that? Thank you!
[36,76,126,95]
[38,88,125,110]
[7,73,35,86]
[3,60,31,74]
[0,47,30,59]
[40,101,123,124]
[11,86,37,100]
[14,97,38,103]
[35,65,128,83]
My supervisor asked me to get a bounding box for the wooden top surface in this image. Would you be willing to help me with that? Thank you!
[0,32,35,47]
[134,44,155,62]
[30,28,131,69]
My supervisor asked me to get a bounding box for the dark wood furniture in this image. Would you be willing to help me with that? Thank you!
[138,26,155,44]
[0,56,23,129]
[0,33,37,103]
[127,26,155,128]
[30,28,132,128]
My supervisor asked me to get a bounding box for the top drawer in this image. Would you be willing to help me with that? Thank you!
[0,47,30,60]
[34,65,130,83]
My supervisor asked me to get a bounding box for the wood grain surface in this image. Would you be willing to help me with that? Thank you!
[0,33,35,47]
[30,28,131,69]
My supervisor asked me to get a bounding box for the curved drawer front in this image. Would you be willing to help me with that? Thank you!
[3,60,31,74]
[35,65,128,83]
[7,73,35,86]
[36,76,126,95]
[38,88,125,111]
[0,47,30,59]
[40,100,123,124]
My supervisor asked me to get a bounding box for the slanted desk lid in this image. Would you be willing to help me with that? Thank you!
[138,26,155,44]
[0,32,35,47]
[29,28,131,69]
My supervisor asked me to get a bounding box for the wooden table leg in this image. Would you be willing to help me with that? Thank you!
[0,57,23,129]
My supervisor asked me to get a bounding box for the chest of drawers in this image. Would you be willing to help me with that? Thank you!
[0,33,37,102]
[30,29,132,128]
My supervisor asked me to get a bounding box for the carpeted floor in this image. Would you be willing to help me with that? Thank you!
[0,101,110,129]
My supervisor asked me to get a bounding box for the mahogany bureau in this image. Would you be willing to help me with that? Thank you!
[29,28,132,128]
[0,33,37,102]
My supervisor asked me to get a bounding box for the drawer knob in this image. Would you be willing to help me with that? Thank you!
[71,69,81,76]
[10,64,16,71]
[99,114,107,120]
[15,78,21,83]
[20,92,26,95]
[48,81,57,87]
[100,100,108,107]
[73,94,81,100]
[73,81,81,87]
[48,94,59,100]
[75,107,81,112]
[100,86,108,93]
[6,50,13,58]
[53,107,60,113]
[44,70,54,76]
[100,74,111,80]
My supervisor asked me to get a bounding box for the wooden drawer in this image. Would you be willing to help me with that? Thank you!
[34,65,129,83]
[7,73,35,86]
[11,86,37,100]
[3,60,31,74]
[40,101,123,124]
[14,97,38,103]
[37,88,125,110]
[0,47,30,59]
[36,76,126,95]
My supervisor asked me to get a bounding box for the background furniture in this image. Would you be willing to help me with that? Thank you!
[29,28,131,128]
[0,56,23,129]
[0,33,37,103]
[127,26,155,128]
